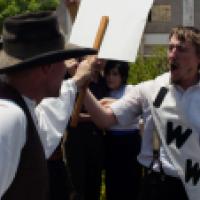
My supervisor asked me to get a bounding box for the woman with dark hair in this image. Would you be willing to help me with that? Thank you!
[104,60,142,200]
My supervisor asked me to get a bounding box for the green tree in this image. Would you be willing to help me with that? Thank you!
[0,0,59,32]
[128,45,168,84]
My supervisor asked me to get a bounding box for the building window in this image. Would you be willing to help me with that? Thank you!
[148,5,171,22]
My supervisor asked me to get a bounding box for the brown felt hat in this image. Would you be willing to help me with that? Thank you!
[0,11,96,74]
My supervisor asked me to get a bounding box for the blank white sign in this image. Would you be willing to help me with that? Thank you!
[69,0,154,62]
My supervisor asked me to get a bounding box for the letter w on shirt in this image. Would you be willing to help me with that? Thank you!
[166,121,192,148]
[185,159,200,186]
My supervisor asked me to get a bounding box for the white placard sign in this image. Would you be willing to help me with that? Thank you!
[69,0,154,62]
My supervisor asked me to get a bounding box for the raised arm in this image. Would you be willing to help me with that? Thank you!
[35,57,96,158]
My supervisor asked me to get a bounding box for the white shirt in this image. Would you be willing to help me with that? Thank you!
[0,79,77,198]
[108,84,139,131]
[110,72,178,176]
[111,72,200,200]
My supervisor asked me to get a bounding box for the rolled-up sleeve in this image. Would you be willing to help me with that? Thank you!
[110,85,143,126]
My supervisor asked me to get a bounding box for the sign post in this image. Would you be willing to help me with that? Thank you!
[70,16,109,127]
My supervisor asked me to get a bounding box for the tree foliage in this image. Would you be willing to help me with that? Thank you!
[0,0,60,32]
[128,46,168,84]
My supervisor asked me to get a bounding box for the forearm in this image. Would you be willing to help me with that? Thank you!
[84,89,117,128]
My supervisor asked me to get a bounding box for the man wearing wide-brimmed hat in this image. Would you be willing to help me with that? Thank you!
[0,11,97,200]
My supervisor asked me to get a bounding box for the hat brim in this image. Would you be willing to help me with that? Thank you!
[0,48,97,74]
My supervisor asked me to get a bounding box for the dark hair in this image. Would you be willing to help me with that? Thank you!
[104,60,129,85]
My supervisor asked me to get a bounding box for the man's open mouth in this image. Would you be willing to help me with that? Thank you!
[170,63,179,71]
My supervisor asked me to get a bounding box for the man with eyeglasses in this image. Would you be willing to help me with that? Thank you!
[83,26,200,200]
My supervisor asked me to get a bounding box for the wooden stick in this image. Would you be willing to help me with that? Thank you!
[93,16,109,49]
[70,16,109,127]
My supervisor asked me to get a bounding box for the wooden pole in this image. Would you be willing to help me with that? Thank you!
[92,16,109,49]
[70,16,109,127]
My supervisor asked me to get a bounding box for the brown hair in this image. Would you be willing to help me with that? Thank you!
[169,26,200,56]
